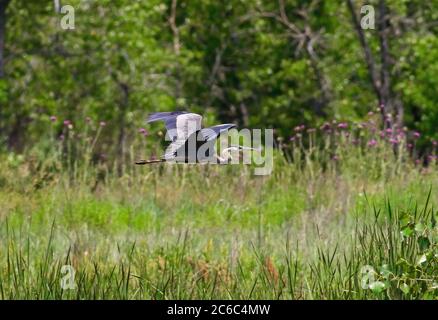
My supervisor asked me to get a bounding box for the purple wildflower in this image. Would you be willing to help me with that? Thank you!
[338,122,348,129]
[367,139,377,147]
[50,116,57,122]
[320,122,331,131]
[413,131,420,139]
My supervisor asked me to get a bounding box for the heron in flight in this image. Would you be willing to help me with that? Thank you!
[135,111,257,165]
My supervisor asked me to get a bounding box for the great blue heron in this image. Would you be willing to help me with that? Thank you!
[135,111,256,165]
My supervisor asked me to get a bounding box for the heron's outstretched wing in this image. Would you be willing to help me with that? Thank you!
[200,124,237,141]
[147,111,202,142]
[147,111,197,141]
[147,111,187,123]
[175,113,203,141]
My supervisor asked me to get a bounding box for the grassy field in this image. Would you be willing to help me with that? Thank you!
[0,124,437,299]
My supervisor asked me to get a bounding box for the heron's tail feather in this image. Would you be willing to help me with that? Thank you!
[135,159,166,165]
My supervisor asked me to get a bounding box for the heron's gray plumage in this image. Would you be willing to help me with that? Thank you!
[137,111,252,164]
[200,124,237,141]
[147,111,188,142]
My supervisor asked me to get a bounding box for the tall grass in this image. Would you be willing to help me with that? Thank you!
[0,117,436,299]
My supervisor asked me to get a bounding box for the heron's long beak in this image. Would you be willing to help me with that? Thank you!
[230,145,263,152]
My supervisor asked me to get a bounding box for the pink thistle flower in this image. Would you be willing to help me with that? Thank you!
[100,121,106,127]
[432,141,437,147]
[413,131,420,139]
[389,138,399,145]
[63,120,71,126]
[139,128,148,136]
[320,122,331,131]
[367,111,374,117]
[367,139,377,147]
[338,122,348,129]
[50,116,57,122]
[407,143,413,149]
[59,134,65,141]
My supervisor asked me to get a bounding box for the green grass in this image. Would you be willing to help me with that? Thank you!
[0,135,437,299]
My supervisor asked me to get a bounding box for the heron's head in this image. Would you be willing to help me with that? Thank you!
[220,145,262,162]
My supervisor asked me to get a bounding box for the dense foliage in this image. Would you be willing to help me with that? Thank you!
[1,0,437,158]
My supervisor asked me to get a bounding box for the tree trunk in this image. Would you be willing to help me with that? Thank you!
[377,0,394,127]
[0,0,10,79]
[117,82,129,175]
[0,0,10,142]
[347,0,403,128]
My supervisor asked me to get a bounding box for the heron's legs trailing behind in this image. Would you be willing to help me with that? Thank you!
[135,159,165,165]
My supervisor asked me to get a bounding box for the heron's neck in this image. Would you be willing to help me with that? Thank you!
[217,149,233,164]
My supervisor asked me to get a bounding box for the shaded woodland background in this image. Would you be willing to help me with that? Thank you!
[0,0,437,158]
